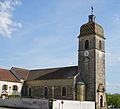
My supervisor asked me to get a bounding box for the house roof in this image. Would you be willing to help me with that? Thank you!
[0,68,19,82]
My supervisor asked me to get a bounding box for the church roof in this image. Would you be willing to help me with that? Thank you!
[0,68,19,82]
[10,67,29,80]
[29,66,78,80]
[9,66,78,81]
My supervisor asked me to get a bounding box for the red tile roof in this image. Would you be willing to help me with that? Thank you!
[0,68,19,82]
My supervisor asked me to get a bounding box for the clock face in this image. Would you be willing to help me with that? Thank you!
[84,50,89,57]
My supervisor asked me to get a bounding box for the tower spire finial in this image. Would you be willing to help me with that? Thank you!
[88,5,96,22]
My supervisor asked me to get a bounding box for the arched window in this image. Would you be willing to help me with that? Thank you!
[85,40,89,49]
[61,87,67,97]
[13,85,18,91]
[22,86,28,96]
[100,95,103,107]
[28,88,31,97]
[99,40,102,50]
[44,87,48,97]
[2,85,8,90]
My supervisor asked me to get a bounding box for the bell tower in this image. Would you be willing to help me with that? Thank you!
[78,7,106,109]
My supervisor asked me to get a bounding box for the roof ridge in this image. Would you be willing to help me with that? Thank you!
[12,67,29,71]
[30,66,77,71]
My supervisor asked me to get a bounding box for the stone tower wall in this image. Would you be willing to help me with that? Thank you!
[78,35,96,101]
[78,22,106,109]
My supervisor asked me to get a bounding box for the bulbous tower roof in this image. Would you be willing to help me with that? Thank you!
[78,12,104,38]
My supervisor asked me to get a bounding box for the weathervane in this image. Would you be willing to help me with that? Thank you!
[91,5,94,15]
[88,5,96,22]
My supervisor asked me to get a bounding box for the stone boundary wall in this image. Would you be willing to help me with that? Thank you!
[0,98,49,109]
[0,98,95,109]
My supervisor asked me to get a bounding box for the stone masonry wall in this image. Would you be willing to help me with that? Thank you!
[0,98,49,109]
[26,79,74,100]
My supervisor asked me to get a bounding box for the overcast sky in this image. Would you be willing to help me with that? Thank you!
[0,0,120,94]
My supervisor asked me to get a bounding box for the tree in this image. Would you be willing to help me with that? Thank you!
[106,93,120,108]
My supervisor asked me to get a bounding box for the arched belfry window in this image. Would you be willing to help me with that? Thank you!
[44,87,48,97]
[99,40,102,50]
[61,86,67,97]
[85,40,89,50]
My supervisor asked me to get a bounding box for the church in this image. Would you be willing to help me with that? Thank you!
[0,9,106,109]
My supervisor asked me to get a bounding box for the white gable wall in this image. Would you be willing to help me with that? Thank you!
[0,81,22,97]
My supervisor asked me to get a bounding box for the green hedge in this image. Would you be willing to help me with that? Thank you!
[8,94,20,98]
